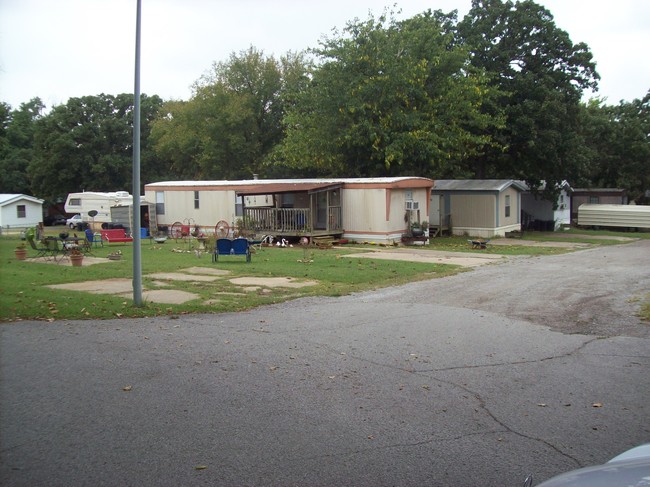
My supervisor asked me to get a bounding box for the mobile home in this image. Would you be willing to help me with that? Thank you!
[520,180,572,231]
[144,177,433,244]
[430,180,526,238]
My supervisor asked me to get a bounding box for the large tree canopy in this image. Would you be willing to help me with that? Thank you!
[580,92,650,203]
[29,93,163,202]
[457,0,599,200]
[0,98,45,195]
[273,10,503,178]
[151,47,309,180]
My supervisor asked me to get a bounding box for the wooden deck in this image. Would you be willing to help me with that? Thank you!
[242,207,343,240]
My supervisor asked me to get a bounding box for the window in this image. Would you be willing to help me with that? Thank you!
[194,191,200,209]
[505,195,511,218]
[17,205,26,218]
[589,195,599,204]
[68,198,81,206]
[155,191,165,215]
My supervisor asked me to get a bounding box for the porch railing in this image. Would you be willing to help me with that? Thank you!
[242,206,343,234]
[243,208,312,234]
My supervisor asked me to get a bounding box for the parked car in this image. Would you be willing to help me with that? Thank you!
[528,443,650,486]
[66,214,82,228]
[44,214,67,226]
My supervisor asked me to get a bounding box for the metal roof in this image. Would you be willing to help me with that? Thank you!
[146,177,434,193]
[0,193,45,206]
[432,179,527,192]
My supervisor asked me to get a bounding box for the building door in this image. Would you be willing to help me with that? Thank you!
[315,192,327,229]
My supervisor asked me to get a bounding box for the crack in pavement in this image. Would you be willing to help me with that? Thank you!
[304,335,595,468]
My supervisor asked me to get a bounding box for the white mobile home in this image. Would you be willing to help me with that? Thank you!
[520,180,572,231]
[0,194,44,230]
[144,177,433,244]
[64,191,133,223]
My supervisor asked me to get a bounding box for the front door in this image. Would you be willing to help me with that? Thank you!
[315,192,327,229]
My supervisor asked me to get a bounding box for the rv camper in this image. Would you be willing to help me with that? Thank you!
[64,191,133,225]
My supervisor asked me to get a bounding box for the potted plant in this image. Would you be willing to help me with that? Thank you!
[15,242,28,260]
[69,248,84,267]
[410,221,424,237]
[107,250,122,261]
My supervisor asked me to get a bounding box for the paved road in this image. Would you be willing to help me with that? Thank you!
[1,240,649,486]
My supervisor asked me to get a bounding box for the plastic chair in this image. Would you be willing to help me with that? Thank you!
[85,228,103,247]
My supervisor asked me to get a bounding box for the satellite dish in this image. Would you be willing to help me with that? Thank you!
[88,210,98,217]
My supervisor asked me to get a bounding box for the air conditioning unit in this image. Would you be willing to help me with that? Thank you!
[405,201,419,210]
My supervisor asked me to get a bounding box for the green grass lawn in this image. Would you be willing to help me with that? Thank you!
[2,227,648,322]
[1,235,461,322]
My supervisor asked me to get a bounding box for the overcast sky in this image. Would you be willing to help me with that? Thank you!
[1,0,648,110]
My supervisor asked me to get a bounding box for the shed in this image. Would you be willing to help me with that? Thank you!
[570,188,627,223]
[519,180,572,231]
[577,204,650,230]
[144,177,433,244]
[430,180,526,238]
[0,194,45,231]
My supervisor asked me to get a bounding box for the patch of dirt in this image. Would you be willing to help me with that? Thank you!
[26,256,118,266]
[229,277,318,288]
[46,269,319,304]
[344,249,509,267]
[145,272,221,282]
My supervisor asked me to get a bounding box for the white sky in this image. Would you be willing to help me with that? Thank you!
[1,0,648,110]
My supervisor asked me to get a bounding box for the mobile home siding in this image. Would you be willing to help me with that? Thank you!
[498,187,520,227]
[450,194,495,228]
[146,188,237,229]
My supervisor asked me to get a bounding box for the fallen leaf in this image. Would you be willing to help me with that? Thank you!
[194,465,208,470]
[538,403,547,407]
[592,402,603,408]
[122,385,132,391]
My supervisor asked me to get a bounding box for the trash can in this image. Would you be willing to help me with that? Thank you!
[140,227,149,238]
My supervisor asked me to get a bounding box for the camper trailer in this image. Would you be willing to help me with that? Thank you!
[64,191,133,224]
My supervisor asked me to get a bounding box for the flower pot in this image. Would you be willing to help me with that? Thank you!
[70,254,84,267]
[15,248,27,260]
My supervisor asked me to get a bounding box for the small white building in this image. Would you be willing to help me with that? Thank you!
[0,194,45,231]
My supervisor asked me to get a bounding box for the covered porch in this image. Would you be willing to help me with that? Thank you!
[238,182,343,240]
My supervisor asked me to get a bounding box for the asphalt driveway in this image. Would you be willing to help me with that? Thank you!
[1,239,649,486]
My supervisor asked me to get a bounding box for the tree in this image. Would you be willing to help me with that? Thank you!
[151,47,309,180]
[581,92,650,203]
[0,98,45,195]
[273,9,503,178]
[457,0,599,200]
[29,93,163,202]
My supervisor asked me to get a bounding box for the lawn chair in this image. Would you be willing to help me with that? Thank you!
[212,238,251,263]
[44,237,65,262]
[231,237,252,262]
[26,235,50,259]
[85,228,103,248]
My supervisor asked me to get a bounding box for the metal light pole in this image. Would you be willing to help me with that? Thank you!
[132,0,143,305]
